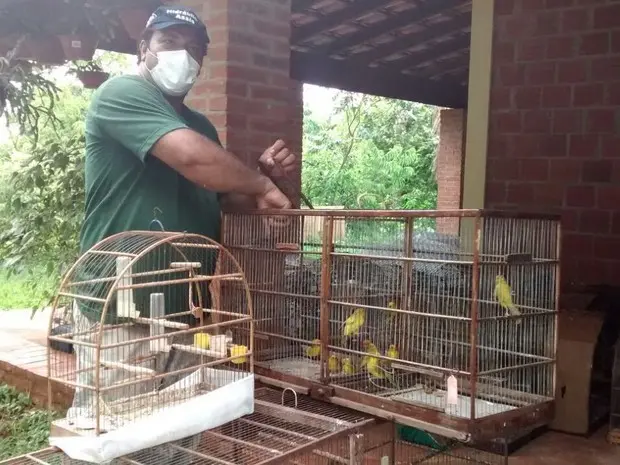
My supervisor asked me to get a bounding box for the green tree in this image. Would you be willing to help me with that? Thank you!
[0,85,91,306]
[302,91,438,211]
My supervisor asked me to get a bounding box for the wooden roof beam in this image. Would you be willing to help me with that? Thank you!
[290,51,467,108]
[352,13,471,65]
[291,0,317,13]
[292,0,383,44]
[380,35,470,72]
[415,54,470,79]
[308,0,461,54]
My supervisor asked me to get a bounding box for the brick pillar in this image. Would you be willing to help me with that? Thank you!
[175,0,304,196]
[436,109,465,235]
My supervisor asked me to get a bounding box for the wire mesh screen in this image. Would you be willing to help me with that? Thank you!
[221,209,560,438]
[47,231,254,435]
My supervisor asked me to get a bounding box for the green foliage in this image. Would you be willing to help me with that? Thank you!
[0,269,56,310]
[302,92,438,211]
[0,85,91,309]
[302,91,439,239]
[0,384,60,459]
[0,57,59,144]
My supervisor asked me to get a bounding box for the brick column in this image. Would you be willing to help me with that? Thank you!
[175,0,304,196]
[436,109,465,235]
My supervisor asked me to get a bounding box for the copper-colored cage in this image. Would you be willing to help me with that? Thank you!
[221,209,561,442]
[47,231,254,435]
[2,388,507,465]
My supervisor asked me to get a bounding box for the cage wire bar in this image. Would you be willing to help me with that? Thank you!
[47,231,255,436]
[221,209,561,441]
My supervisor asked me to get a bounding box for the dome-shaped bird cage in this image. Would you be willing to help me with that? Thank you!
[46,231,255,441]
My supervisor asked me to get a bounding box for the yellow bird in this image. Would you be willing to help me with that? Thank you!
[342,308,366,337]
[194,333,211,349]
[230,345,248,364]
[386,344,399,367]
[341,357,356,375]
[328,354,341,374]
[305,339,321,358]
[494,275,522,325]
[361,340,379,369]
[387,301,399,320]
[366,355,385,379]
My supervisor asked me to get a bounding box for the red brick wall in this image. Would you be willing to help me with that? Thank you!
[436,109,465,234]
[176,0,303,193]
[488,0,620,288]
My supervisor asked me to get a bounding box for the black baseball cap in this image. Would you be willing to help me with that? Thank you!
[145,6,210,45]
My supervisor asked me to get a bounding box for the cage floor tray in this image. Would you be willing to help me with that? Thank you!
[390,385,517,419]
[258,356,321,379]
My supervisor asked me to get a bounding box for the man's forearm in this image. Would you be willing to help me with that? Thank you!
[152,128,271,196]
[219,193,257,211]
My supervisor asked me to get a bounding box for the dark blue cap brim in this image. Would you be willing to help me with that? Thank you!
[148,20,210,44]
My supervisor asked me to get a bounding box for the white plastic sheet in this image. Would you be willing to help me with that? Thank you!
[50,371,254,464]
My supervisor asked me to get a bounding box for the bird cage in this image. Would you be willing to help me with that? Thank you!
[2,387,386,465]
[46,231,255,459]
[221,209,561,442]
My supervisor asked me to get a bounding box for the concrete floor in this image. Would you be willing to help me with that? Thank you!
[508,427,620,464]
[0,310,619,463]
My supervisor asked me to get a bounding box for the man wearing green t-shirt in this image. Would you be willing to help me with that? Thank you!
[80,8,295,253]
[65,6,296,441]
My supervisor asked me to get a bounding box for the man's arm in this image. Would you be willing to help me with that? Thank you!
[91,77,290,207]
[150,128,271,196]
[219,193,257,211]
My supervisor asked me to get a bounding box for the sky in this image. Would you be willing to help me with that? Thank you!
[303,83,338,120]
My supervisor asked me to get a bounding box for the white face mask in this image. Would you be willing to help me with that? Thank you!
[146,49,200,97]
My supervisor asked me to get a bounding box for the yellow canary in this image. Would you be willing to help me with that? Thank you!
[341,357,356,375]
[366,355,385,379]
[494,275,522,324]
[194,333,211,349]
[387,301,398,320]
[367,353,398,388]
[386,344,399,361]
[361,340,379,369]
[305,339,321,358]
[343,308,366,337]
[328,354,341,373]
[230,345,248,364]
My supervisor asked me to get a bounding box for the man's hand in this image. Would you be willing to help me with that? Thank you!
[256,179,292,210]
[259,139,297,177]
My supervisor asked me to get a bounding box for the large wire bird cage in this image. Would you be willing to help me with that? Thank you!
[47,231,255,438]
[221,209,561,441]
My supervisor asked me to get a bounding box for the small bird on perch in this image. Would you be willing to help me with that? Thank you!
[305,339,321,358]
[342,308,366,337]
[494,275,522,325]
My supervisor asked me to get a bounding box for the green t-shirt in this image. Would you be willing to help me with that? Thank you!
[77,75,222,323]
[80,74,221,250]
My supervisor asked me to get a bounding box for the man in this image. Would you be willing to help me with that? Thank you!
[65,5,296,444]
[80,5,296,254]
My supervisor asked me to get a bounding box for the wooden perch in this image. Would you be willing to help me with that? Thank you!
[100,360,157,376]
[133,317,189,330]
[170,262,202,269]
[172,342,227,358]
